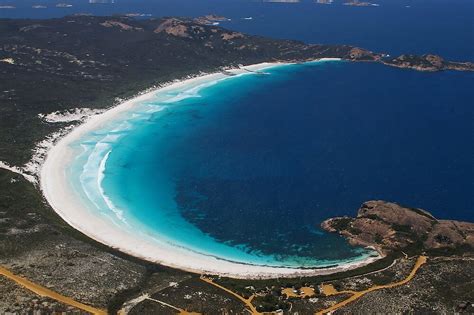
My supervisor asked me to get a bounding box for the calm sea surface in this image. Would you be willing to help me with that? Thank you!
[1,0,473,61]
[5,0,473,265]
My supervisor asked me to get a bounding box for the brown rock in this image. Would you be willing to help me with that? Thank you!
[322,201,474,256]
[100,20,143,31]
[221,32,245,41]
[424,54,444,67]
[154,18,190,38]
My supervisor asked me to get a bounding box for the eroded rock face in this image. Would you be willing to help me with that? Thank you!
[321,201,474,255]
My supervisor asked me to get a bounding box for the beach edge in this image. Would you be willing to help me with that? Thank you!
[40,59,384,279]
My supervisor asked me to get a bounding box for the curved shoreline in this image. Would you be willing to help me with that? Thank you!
[40,60,383,279]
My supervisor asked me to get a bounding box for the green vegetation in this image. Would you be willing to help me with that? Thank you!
[374,233,383,244]
[0,15,370,166]
[364,214,380,220]
[253,294,290,312]
[0,169,190,314]
[1,16,473,314]
[426,244,473,256]
[391,223,413,234]
[347,226,362,235]
[329,217,352,231]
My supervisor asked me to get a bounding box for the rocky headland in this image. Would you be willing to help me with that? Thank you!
[383,54,474,72]
[322,200,474,256]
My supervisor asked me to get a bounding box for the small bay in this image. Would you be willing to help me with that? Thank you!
[66,60,473,268]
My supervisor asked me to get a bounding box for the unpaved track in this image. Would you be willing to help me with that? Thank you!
[0,265,107,315]
[200,275,259,314]
[317,256,427,314]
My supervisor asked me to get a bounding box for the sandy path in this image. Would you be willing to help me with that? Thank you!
[0,265,107,315]
[200,275,259,314]
[317,256,427,314]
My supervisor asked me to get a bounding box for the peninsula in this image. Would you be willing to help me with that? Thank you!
[322,201,474,257]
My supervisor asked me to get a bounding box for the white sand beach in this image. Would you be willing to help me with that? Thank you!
[40,59,383,279]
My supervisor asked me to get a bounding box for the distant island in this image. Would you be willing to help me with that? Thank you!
[315,0,334,5]
[344,0,380,6]
[263,0,301,3]
[55,3,73,8]
[89,0,116,3]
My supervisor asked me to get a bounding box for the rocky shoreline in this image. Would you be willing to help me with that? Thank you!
[322,201,474,257]
[382,54,474,72]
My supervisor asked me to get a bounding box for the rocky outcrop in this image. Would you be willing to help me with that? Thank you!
[383,54,474,72]
[347,47,382,61]
[221,32,245,41]
[100,20,143,31]
[154,18,191,37]
[194,15,229,25]
[322,201,474,256]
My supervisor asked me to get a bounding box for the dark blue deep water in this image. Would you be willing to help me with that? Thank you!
[95,61,472,264]
[1,0,473,61]
[8,0,473,264]
[169,62,474,250]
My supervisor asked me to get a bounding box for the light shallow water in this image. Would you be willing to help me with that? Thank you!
[65,60,473,269]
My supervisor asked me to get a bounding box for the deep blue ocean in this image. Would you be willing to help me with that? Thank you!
[1,0,473,61]
[8,1,473,266]
[68,60,473,267]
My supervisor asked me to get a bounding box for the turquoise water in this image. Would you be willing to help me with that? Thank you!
[7,0,472,270]
[66,62,375,268]
[66,60,473,268]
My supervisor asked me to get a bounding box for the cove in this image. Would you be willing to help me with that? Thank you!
[61,60,473,272]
